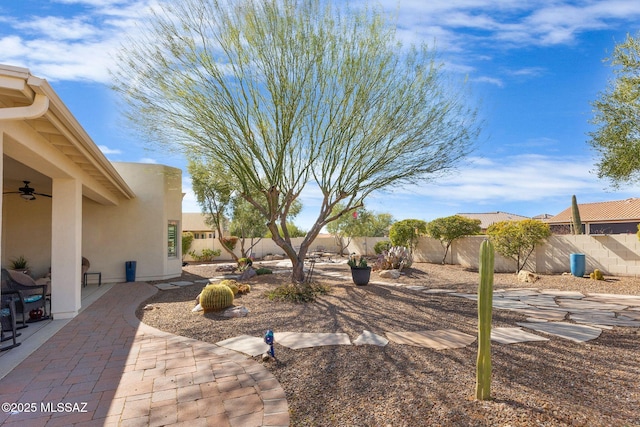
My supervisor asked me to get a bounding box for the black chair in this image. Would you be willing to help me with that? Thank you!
[1,268,48,329]
[1,295,21,351]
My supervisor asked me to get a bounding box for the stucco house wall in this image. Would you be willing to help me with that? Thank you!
[1,64,182,319]
[82,162,183,282]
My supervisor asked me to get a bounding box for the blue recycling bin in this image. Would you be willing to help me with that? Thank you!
[125,261,137,282]
[570,253,585,277]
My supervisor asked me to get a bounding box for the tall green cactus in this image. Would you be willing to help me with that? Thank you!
[476,239,494,400]
[200,284,234,313]
[571,195,583,235]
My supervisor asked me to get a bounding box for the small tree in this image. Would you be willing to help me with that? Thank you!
[426,215,482,264]
[188,158,238,262]
[229,197,267,259]
[486,219,551,273]
[389,219,427,252]
[571,195,583,235]
[327,204,395,255]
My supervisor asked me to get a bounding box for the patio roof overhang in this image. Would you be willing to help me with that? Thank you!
[0,64,135,205]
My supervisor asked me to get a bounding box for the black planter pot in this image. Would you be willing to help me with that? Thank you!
[350,266,371,286]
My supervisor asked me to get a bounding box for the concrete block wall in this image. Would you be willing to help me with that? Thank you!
[184,233,640,277]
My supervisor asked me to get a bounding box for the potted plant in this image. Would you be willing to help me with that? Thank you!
[348,253,371,286]
[9,255,30,274]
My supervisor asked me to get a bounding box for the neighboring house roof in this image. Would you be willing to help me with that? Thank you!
[533,213,554,221]
[183,212,212,231]
[457,211,530,230]
[547,198,640,223]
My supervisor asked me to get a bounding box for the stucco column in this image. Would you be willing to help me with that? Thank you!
[0,133,3,272]
[51,178,82,319]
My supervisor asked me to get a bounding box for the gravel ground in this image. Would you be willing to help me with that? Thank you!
[138,260,640,427]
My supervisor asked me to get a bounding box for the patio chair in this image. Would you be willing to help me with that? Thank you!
[1,268,48,329]
[1,294,21,351]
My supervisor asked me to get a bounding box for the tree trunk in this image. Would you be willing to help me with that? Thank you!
[291,258,305,283]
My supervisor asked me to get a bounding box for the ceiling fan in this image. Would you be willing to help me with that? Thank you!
[3,181,52,200]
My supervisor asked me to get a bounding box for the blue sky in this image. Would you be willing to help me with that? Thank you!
[2,0,640,230]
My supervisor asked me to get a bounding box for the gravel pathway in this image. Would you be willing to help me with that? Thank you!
[138,261,640,426]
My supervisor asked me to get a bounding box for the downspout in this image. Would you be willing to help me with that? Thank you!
[0,93,49,121]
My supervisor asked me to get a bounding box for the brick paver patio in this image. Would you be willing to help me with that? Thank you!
[0,282,289,426]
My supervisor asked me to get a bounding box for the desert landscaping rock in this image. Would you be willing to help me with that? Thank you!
[216,334,270,356]
[353,330,389,346]
[140,261,640,426]
[378,269,401,279]
[490,327,550,344]
[274,332,352,349]
[169,280,195,287]
[516,321,602,342]
[386,329,476,350]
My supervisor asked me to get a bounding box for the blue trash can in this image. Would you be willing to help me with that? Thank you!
[125,261,137,282]
[570,253,585,277]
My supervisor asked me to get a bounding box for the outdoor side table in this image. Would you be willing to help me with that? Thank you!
[83,272,102,287]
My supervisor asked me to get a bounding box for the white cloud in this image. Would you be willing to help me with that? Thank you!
[392,154,610,204]
[138,157,157,164]
[98,145,121,154]
[472,76,504,87]
[14,16,98,41]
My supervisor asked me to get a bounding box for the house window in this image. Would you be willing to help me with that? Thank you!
[168,221,178,257]
[590,222,640,235]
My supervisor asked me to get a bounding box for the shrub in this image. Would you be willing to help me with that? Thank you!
[255,267,272,275]
[264,283,331,303]
[188,248,222,262]
[221,236,238,251]
[182,232,194,260]
[374,240,392,255]
[237,257,253,271]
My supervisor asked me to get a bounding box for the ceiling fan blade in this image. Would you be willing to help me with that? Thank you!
[33,192,52,198]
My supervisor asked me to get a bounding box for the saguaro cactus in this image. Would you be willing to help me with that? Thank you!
[571,195,583,235]
[476,239,494,400]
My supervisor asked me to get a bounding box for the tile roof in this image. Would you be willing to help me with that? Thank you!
[548,198,640,223]
[456,211,530,230]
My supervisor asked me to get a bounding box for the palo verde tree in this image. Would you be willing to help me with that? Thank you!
[327,203,394,255]
[112,0,480,282]
[486,219,551,273]
[589,32,640,186]
[426,215,481,264]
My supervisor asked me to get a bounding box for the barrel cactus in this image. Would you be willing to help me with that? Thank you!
[590,269,604,280]
[219,279,240,295]
[200,284,234,313]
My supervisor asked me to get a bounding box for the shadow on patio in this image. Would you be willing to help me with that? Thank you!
[0,282,288,426]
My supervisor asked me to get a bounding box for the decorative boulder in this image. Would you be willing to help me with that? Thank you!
[517,270,539,283]
[239,268,257,281]
[379,269,401,280]
[222,306,249,318]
